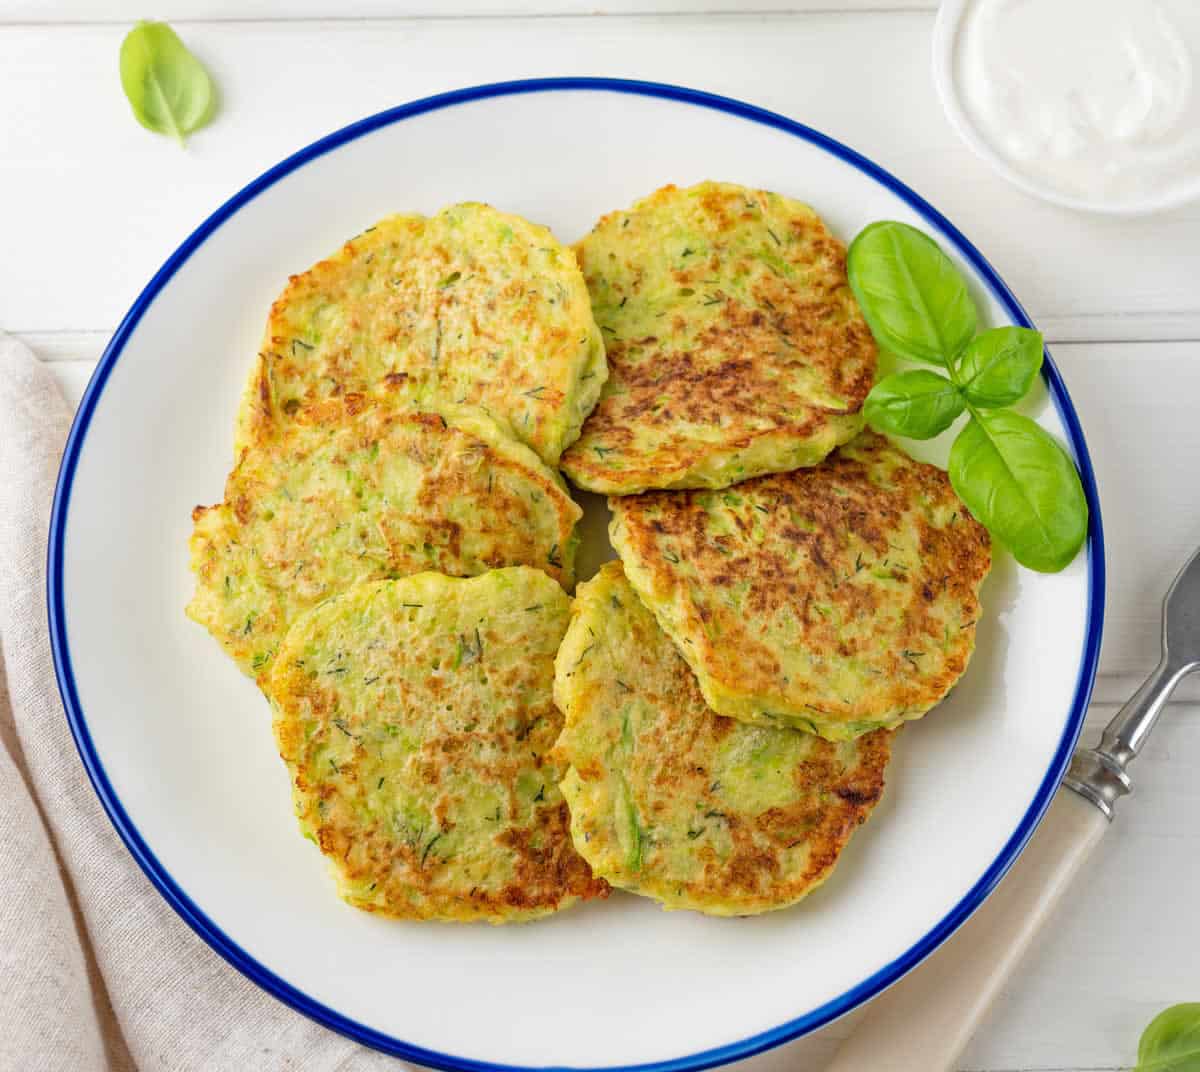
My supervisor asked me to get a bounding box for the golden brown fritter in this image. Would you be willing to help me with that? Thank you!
[235,204,606,467]
[560,182,874,493]
[269,568,609,923]
[553,562,891,915]
[188,396,579,682]
[610,432,991,739]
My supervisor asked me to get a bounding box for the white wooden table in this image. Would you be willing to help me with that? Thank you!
[3,3,1198,1070]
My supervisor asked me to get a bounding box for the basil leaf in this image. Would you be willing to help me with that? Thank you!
[863,370,965,440]
[949,411,1088,573]
[119,21,215,145]
[1136,1004,1200,1071]
[954,327,1044,408]
[847,221,977,366]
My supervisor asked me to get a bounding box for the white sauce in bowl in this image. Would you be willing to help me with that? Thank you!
[952,0,1200,210]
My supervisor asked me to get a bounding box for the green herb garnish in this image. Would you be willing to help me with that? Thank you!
[847,220,1087,573]
[1134,1004,1200,1071]
[119,21,215,146]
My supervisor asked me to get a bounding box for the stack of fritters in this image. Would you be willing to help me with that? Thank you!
[556,182,991,915]
[187,184,991,923]
[189,203,610,923]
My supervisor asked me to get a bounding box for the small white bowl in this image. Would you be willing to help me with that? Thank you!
[933,0,1200,216]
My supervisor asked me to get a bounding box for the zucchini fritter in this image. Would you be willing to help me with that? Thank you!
[269,568,608,923]
[236,203,607,467]
[188,397,579,682]
[554,563,890,916]
[610,432,991,740]
[560,182,874,493]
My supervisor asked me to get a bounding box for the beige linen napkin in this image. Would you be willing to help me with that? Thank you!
[0,334,401,1071]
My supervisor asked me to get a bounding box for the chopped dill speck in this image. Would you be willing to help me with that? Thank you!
[663,549,680,564]
[533,786,545,802]
[547,544,563,569]
[523,385,546,398]
[421,833,442,867]
[454,629,484,669]
[766,227,781,245]
[401,602,424,609]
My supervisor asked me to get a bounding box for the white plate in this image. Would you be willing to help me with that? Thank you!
[49,79,1104,1071]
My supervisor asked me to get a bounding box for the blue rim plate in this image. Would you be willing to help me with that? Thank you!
[48,77,1104,1071]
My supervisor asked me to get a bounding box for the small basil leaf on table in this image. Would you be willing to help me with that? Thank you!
[863,370,965,439]
[119,21,215,145]
[949,410,1088,573]
[953,326,1044,408]
[847,220,977,365]
[1135,1003,1200,1071]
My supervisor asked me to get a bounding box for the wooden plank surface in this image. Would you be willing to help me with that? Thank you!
[1,2,939,23]
[3,14,1200,340]
[9,5,1199,1071]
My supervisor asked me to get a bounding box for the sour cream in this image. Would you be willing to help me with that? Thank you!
[948,0,1200,210]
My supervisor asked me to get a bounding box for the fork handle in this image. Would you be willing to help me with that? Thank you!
[824,789,1107,1072]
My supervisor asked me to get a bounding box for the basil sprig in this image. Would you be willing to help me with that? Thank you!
[1134,1003,1200,1071]
[847,221,1088,573]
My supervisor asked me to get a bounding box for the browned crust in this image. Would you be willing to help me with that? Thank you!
[561,183,876,490]
[235,209,597,465]
[187,394,579,681]
[557,563,892,913]
[612,433,992,726]
[271,577,608,921]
